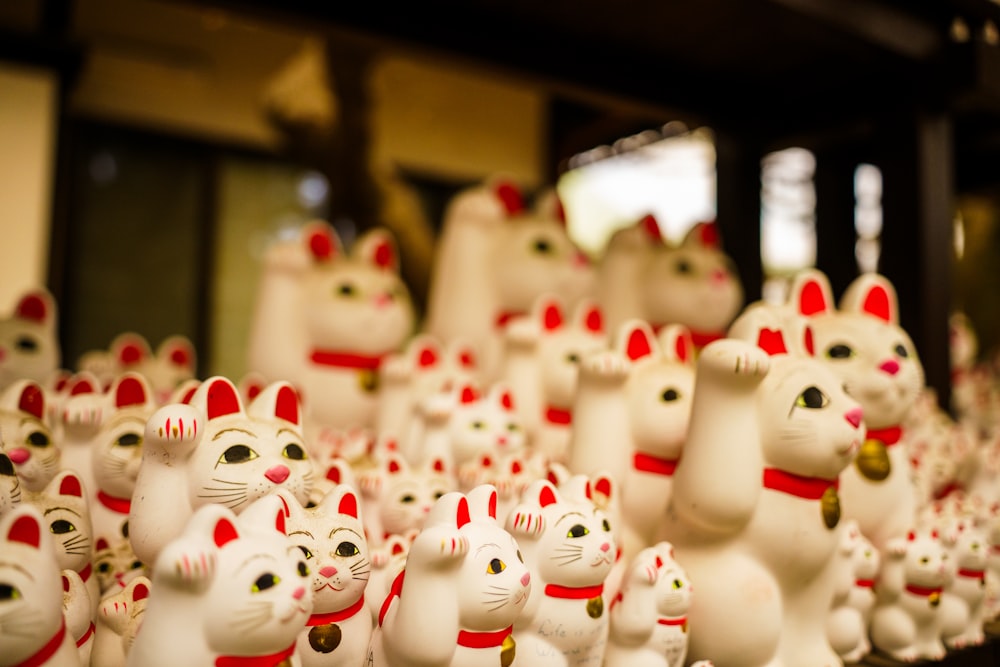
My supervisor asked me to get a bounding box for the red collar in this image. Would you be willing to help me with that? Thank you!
[215,643,296,667]
[494,311,525,328]
[12,619,65,667]
[545,406,572,426]
[544,583,603,599]
[633,452,678,477]
[457,624,513,649]
[762,468,838,500]
[958,568,985,582]
[309,349,383,370]
[905,583,943,598]
[97,490,131,514]
[866,425,903,447]
[76,622,95,648]
[689,330,725,348]
[855,578,875,589]
[657,615,687,626]
[307,596,365,626]
[78,562,92,584]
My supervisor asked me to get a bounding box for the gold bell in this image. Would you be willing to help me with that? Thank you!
[586,596,604,619]
[500,634,516,667]
[855,438,891,481]
[821,486,841,530]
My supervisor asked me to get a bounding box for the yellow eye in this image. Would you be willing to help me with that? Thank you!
[251,573,280,592]
[335,541,360,557]
[0,584,20,600]
[487,558,506,574]
[672,578,683,590]
[297,562,309,577]
[298,545,313,559]
[567,524,589,538]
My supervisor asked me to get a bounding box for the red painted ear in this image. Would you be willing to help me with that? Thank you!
[52,373,69,393]
[371,240,396,270]
[546,470,559,486]
[460,385,479,404]
[481,455,492,468]
[8,515,41,548]
[59,474,83,498]
[499,391,515,412]
[391,541,405,556]
[584,307,603,334]
[803,326,816,356]
[594,476,612,499]
[456,496,471,528]
[18,383,44,420]
[181,385,199,404]
[457,348,476,369]
[387,458,403,474]
[493,181,525,216]
[132,582,150,602]
[70,377,95,395]
[165,342,193,368]
[625,326,654,361]
[118,342,146,366]
[655,555,663,568]
[15,293,48,323]
[797,278,830,316]
[274,385,300,426]
[553,196,567,226]
[96,538,110,551]
[539,483,558,508]
[339,490,359,519]
[542,302,563,332]
[325,466,341,484]
[584,480,593,499]
[696,221,720,247]
[205,379,241,420]
[432,458,446,474]
[417,344,439,368]
[275,508,286,535]
[907,531,916,541]
[488,489,498,519]
[115,376,147,409]
[62,574,70,592]
[307,225,337,262]
[862,285,892,323]
[757,328,788,356]
[510,459,523,475]
[675,331,692,363]
[640,214,662,242]
[214,517,240,547]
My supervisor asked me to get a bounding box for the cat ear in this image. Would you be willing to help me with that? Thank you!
[617,320,658,362]
[425,491,470,529]
[69,372,100,396]
[157,335,196,372]
[352,227,400,271]
[14,289,56,325]
[172,379,201,405]
[573,301,604,335]
[535,294,564,332]
[53,470,84,498]
[237,372,267,404]
[95,538,110,551]
[451,341,477,371]
[658,324,694,365]
[789,269,835,317]
[840,273,899,324]
[321,484,362,521]
[537,480,560,508]
[459,384,479,405]
[111,332,152,367]
[591,474,615,505]
[640,213,663,242]
[756,328,788,356]
[385,453,408,476]
[302,220,343,264]
[190,376,244,421]
[489,383,516,412]
[239,490,295,536]
[429,457,449,476]
[111,372,153,410]
[682,220,721,249]
[466,484,499,521]
[535,188,567,227]
[492,179,526,216]
[410,335,441,369]
[247,381,302,428]
[4,505,45,549]
[3,380,47,421]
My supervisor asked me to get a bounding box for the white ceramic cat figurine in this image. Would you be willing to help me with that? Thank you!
[280,485,373,667]
[869,530,949,662]
[605,542,710,667]
[790,269,924,551]
[126,494,313,667]
[826,520,879,663]
[92,576,150,667]
[128,376,314,566]
[61,568,94,666]
[0,288,60,391]
[93,537,146,596]
[501,294,605,463]
[0,504,83,667]
[248,220,415,437]
[78,332,197,405]
[23,470,99,617]
[505,476,617,667]
[423,179,594,382]
[1,379,60,493]
[90,373,156,548]
[938,519,989,649]
[56,372,105,497]
[369,484,531,667]
[662,306,864,667]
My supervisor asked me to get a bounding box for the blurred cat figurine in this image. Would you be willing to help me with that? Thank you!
[0,288,60,391]
[826,520,879,663]
[0,504,83,667]
[56,372,105,497]
[128,376,314,566]
[2,379,60,493]
[369,484,531,667]
[790,270,924,551]
[938,519,988,649]
[126,495,312,667]
[92,576,150,667]
[77,332,196,405]
[248,221,415,437]
[93,537,146,596]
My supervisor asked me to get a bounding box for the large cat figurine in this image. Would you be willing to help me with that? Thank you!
[369,484,531,667]
[423,179,594,382]
[128,376,314,566]
[126,495,313,667]
[0,288,60,391]
[505,476,618,667]
[0,504,83,667]
[248,220,415,437]
[2,379,60,493]
[790,269,925,551]
[662,305,864,667]
[280,485,373,667]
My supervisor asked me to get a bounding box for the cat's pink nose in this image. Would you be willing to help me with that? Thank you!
[319,566,337,578]
[373,293,392,308]
[844,407,863,429]
[573,251,590,267]
[600,542,610,552]
[711,268,728,285]
[521,572,531,587]
[497,435,507,447]
[265,465,290,484]
[7,448,29,464]
[292,586,305,600]
[879,359,900,376]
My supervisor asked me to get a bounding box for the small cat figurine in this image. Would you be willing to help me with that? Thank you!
[505,476,617,667]
[281,485,373,667]
[93,537,146,596]
[826,520,879,664]
[369,484,531,667]
[78,332,196,405]
[938,518,989,649]
[605,542,706,667]
[790,269,925,551]
[126,495,313,667]
[248,221,415,437]
[1,379,60,493]
[0,503,83,667]
[0,288,60,391]
[128,376,314,567]
[56,372,105,497]
[92,576,150,667]
[443,383,526,471]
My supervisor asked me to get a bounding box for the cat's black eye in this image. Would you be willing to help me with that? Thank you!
[433,490,446,500]
[0,455,13,476]
[533,238,553,254]
[795,386,829,410]
[298,545,314,559]
[507,423,520,432]
[672,578,683,590]
[15,336,38,352]
[602,519,611,532]
[283,443,306,460]
[567,524,589,538]
[219,445,257,464]
[516,550,524,563]
[50,520,75,534]
[130,561,143,570]
[661,388,680,402]
[920,556,929,564]
[305,500,317,509]
[27,431,50,447]
[337,283,357,297]
[335,541,360,557]
[400,494,416,503]
[0,584,21,600]
[676,259,692,274]
[97,562,112,574]
[252,573,280,592]
[894,344,909,358]
[297,562,309,577]
[116,432,141,447]
[121,522,130,539]
[471,421,485,430]
[826,344,854,359]
[487,558,506,574]
[566,352,580,364]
